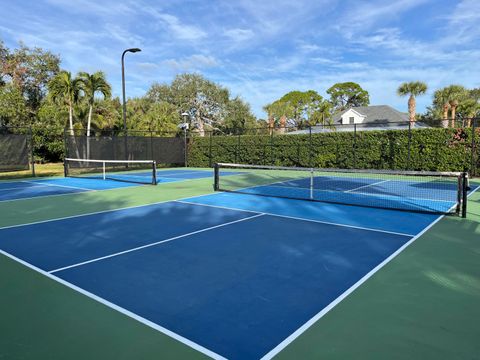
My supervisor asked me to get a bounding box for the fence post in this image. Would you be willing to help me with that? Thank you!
[150,130,154,162]
[30,126,35,177]
[407,120,412,170]
[472,118,477,176]
[270,130,274,165]
[309,126,313,168]
[353,124,357,168]
[63,127,68,160]
[236,133,241,164]
[208,131,213,168]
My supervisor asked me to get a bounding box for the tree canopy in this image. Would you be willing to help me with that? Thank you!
[264,90,331,128]
[326,82,370,112]
[147,73,257,135]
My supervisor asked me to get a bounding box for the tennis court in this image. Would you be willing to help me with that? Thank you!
[1,162,479,359]
[0,168,226,202]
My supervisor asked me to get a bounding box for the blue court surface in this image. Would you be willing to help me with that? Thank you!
[0,189,451,359]
[0,169,235,202]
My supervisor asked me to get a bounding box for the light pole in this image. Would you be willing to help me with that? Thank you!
[121,48,141,133]
[181,112,189,167]
[121,48,141,162]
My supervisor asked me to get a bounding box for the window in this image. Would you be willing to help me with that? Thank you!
[349,116,354,124]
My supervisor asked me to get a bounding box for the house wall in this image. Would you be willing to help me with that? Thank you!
[340,109,365,125]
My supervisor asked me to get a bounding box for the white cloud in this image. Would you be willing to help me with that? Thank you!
[162,54,219,71]
[224,28,254,42]
[146,9,207,40]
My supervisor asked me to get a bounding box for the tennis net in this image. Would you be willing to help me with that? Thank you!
[214,163,469,217]
[64,158,157,185]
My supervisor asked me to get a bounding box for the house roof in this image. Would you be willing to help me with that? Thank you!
[333,105,409,124]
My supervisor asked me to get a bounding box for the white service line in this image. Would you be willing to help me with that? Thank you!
[0,249,226,360]
[0,184,55,192]
[49,213,264,274]
[0,193,216,230]
[24,180,93,191]
[259,183,480,360]
[344,179,391,193]
[176,200,414,237]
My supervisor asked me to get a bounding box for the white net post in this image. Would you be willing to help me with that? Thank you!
[103,161,106,180]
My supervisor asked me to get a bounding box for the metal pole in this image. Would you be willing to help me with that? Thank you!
[407,120,412,170]
[30,126,35,177]
[472,118,477,176]
[209,131,213,168]
[184,127,188,167]
[121,48,141,161]
[309,126,313,168]
[353,124,357,168]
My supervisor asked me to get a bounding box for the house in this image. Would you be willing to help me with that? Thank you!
[289,105,429,134]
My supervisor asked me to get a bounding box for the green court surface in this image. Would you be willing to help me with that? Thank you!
[0,173,479,359]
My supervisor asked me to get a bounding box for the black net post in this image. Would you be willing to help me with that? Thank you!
[462,172,468,218]
[152,161,157,185]
[213,163,219,190]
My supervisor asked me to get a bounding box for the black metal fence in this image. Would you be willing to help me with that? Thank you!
[188,118,480,176]
[65,129,186,167]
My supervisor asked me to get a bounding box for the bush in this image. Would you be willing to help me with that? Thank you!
[187,127,480,173]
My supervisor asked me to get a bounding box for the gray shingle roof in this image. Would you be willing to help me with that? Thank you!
[333,105,409,124]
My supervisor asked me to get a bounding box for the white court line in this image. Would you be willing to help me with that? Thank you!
[176,200,414,237]
[24,180,93,191]
[259,184,480,360]
[0,184,57,192]
[0,249,226,360]
[0,193,216,230]
[49,213,264,274]
[344,179,391,193]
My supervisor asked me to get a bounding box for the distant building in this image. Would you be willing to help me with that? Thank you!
[289,105,429,134]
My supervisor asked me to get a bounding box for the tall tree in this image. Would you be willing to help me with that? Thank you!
[0,84,28,126]
[397,81,428,124]
[48,71,82,135]
[433,85,468,127]
[78,71,111,136]
[1,42,60,113]
[326,82,370,111]
[264,90,330,129]
[146,74,253,136]
[223,97,257,132]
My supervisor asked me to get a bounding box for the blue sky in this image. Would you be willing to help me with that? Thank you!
[1,0,479,118]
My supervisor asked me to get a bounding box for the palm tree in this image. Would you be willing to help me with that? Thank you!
[397,81,428,125]
[78,71,111,137]
[48,71,82,135]
[449,99,459,127]
[433,85,468,128]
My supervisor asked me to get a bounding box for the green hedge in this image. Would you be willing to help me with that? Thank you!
[187,128,480,173]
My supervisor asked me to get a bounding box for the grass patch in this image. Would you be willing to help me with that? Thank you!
[0,163,64,180]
